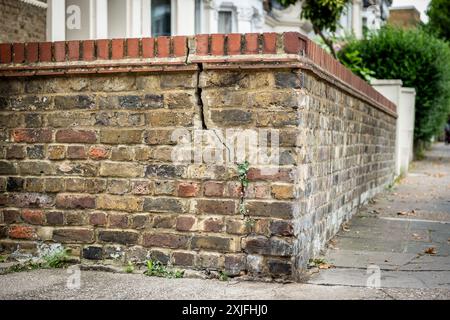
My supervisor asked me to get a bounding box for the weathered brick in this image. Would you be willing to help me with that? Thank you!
[83,246,103,260]
[270,220,294,236]
[153,180,176,195]
[191,235,233,252]
[48,145,66,160]
[142,233,189,249]
[246,201,294,219]
[56,194,96,209]
[100,162,144,178]
[225,218,248,235]
[19,161,55,176]
[130,180,153,195]
[56,129,97,143]
[146,164,184,179]
[118,94,163,109]
[160,74,196,89]
[96,194,142,212]
[66,146,87,159]
[275,72,303,88]
[271,184,295,200]
[6,145,26,159]
[210,109,253,126]
[21,209,44,225]
[9,225,36,240]
[7,192,54,208]
[143,197,185,213]
[200,217,224,233]
[85,179,107,193]
[89,212,107,226]
[224,254,246,276]
[64,178,85,192]
[267,258,292,275]
[151,215,176,229]
[131,214,149,229]
[175,215,196,231]
[147,111,193,127]
[144,129,176,145]
[27,145,45,159]
[243,236,292,257]
[109,214,129,228]
[172,251,195,266]
[164,92,195,109]
[3,209,20,224]
[0,161,17,175]
[12,129,52,143]
[7,177,24,192]
[111,146,133,161]
[46,211,64,225]
[247,168,294,182]
[53,228,94,243]
[196,199,236,215]
[196,252,224,269]
[107,179,130,195]
[203,181,224,197]
[24,178,44,192]
[88,146,109,160]
[100,129,143,144]
[98,230,139,245]
[131,147,149,162]
[65,211,86,226]
[54,95,95,109]
[177,182,199,197]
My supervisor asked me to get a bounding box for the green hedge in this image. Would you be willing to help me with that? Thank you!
[339,27,450,144]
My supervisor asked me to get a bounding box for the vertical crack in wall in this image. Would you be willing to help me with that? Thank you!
[195,62,208,130]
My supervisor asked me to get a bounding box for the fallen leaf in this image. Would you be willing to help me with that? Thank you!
[412,233,422,240]
[318,263,334,269]
[424,247,437,255]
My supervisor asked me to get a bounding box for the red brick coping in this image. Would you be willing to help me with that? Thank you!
[0,32,396,115]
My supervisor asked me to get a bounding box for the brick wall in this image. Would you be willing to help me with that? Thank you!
[0,0,46,43]
[0,33,396,280]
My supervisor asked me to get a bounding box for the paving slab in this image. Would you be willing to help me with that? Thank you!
[308,143,450,292]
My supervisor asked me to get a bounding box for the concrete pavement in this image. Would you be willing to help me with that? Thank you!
[308,142,450,293]
[0,143,449,300]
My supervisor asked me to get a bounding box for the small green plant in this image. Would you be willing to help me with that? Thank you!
[125,261,135,273]
[309,258,327,266]
[144,259,183,279]
[5,260,41,274]
[0,255,7,263]
[244,217,256,232]
[42,248,70,268]
[219,271,229,282]
[237,161,250,216]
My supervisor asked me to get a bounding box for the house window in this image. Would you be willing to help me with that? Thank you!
[152,0,171,37]
[218,11,232,33]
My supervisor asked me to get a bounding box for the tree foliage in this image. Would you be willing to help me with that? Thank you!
[426,0,450,42]
[339,27,450,144]
[276,0,351,57]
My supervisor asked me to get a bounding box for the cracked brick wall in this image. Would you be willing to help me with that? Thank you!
[0,33,396,280]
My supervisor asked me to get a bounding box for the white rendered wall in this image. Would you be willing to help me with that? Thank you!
[371,79,416,176]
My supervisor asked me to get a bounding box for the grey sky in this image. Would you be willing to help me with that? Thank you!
[391,0,431,22]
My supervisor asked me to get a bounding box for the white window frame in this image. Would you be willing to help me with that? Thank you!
[217,6,236,33]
